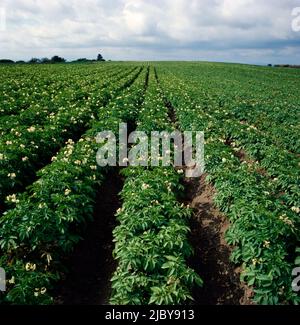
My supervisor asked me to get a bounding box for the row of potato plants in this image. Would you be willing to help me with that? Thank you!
[229,104,299,154]
[176,60,299,171]
[0,65,63,117]
[0,66,140,209]
[164,62,299,154]
[0,65,123,134]
[159,65,300,208]
[110,69,203,305]
[159,65,299,212]
[218,119,299,208]
[156,67,300,305]
[169,72,299,212]
[0,65,134,137]
[0,67,148,305]
[0,64,115,117]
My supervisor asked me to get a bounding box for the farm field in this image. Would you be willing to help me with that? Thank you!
[0,62,299,305]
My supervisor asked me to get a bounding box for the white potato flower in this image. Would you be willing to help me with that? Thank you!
[64,189,72,196]
[27,126,36,133]
[7,173,16,179]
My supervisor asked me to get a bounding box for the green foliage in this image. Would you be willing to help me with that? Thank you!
[0,62,299,306]
[156,62,300,305]
[0,66,148,304]
[110,71,203,305]
[0,64,140,206]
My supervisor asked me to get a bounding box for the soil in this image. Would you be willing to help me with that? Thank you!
[184,175,254,305]
[54,170,123,305]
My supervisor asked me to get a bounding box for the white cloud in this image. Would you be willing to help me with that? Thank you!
[0,0,299,63]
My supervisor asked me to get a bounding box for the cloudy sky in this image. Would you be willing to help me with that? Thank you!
[0,0,300,64]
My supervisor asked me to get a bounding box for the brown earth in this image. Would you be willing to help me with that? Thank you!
[184,174,254,305]
[54,170,123,305]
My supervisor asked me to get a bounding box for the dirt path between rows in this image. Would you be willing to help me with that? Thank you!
[184,175,253,305]
[54,170,123,305]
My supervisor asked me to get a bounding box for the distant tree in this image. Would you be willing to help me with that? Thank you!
[0,59,15,64]
[97,53,105,62]
[76,58,89,62]
[50,55,66,63]
[16,60,25,64]
[267,64,272,67]
[41,57,50,64]
[28,58,41,64]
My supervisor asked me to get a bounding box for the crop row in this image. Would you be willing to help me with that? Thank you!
[157,68,299,211]
[0,67,148,305]
[0,65,126,134]
[110,69,202,305]
[156,67,300,305]
[229,105,299,154]
[0,66,140,210]
[0,64,117,117]
[164,62,300,153]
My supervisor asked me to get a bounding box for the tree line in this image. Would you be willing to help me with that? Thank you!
[0,53,106,64]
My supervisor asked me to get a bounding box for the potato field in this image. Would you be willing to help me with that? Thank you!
[0,62,299,305]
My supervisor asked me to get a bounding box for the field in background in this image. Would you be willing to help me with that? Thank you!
[0,62,299,305]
